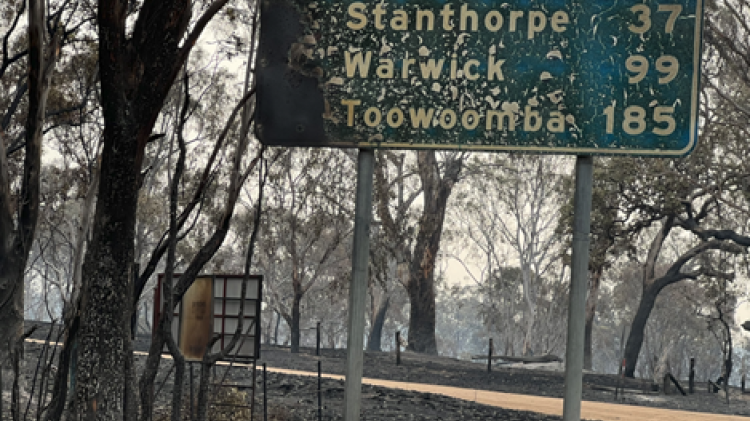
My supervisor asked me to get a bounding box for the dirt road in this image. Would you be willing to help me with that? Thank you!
[24,333,747,420]
[267,367,746,421]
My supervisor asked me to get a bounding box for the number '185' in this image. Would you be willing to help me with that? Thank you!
[604,105,676,136]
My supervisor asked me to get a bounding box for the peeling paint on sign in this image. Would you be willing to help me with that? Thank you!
[256,0,704,156]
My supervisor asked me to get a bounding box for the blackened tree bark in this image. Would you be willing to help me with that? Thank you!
[366,295,390,351]
[406,151,463,354]
[580,168,621,370]
[622,217,675,378]
[623,229,743,377]
[406,262,438,354]
[373,151,462,355]
[0,0,59,370]
[623,283,659,378]
[290,291,303,353]
[0,5,38,419]
[73,1,232,419]
[583,267,603,370]
[712,289,734,385]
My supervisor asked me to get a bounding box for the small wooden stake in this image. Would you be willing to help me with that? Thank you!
[487,338,493,373]
[742,374,745,394]
[316,322,321,356]
[395,331,401,366]
[615,358,625,400]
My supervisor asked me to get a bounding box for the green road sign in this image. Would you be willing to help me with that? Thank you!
[256,0,704,156]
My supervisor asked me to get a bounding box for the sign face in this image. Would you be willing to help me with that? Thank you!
[256,0,704,155]
[154,274,264,361]
[178,277,214,361]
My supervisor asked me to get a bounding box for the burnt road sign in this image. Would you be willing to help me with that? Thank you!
[256,0,704,156]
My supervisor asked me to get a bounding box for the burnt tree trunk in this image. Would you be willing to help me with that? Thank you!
[623,237,740,378]
[0,256,24,368]
[623,216,674,379]
[406,151,462,355]
[75,86,141,420]
[290,291,303,353]
[583,267,603,370]
[623,284,660,377]
[74,1,229,419]
[407,271,438,354]
[0,0,54,370]
[367,295,390,351]
[716,297,734,385]
[74,2,144,416]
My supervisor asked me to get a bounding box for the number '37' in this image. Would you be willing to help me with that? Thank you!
[629,4,683,34]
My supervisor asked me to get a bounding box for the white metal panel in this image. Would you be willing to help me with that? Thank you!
[216,318,257,335]
[223,299,258,316]
[223,277,260,299]
[210,335,257,358]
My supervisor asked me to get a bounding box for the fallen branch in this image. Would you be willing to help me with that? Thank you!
[708,380,721,393]
[668,373,687,396]
[471,354,563,364]
[589,385,659,395]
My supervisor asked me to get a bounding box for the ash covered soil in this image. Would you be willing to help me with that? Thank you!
[19,323,750,420]
[249,344,750,420]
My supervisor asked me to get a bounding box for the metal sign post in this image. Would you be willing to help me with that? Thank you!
[562,155,593,421]
[343,149,374,420]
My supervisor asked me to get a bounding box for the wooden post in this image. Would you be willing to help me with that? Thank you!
[663,373,670,395]
[395,331,401,366]
[615,358,625,400]
[488,338,493,373]
[742,374,746,394]
[316,322,321,356]
[688,358,695,394]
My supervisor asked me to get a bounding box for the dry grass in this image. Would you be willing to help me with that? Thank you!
[154,386,252,421]
[152,385,299,420]
[265,403,295,421]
